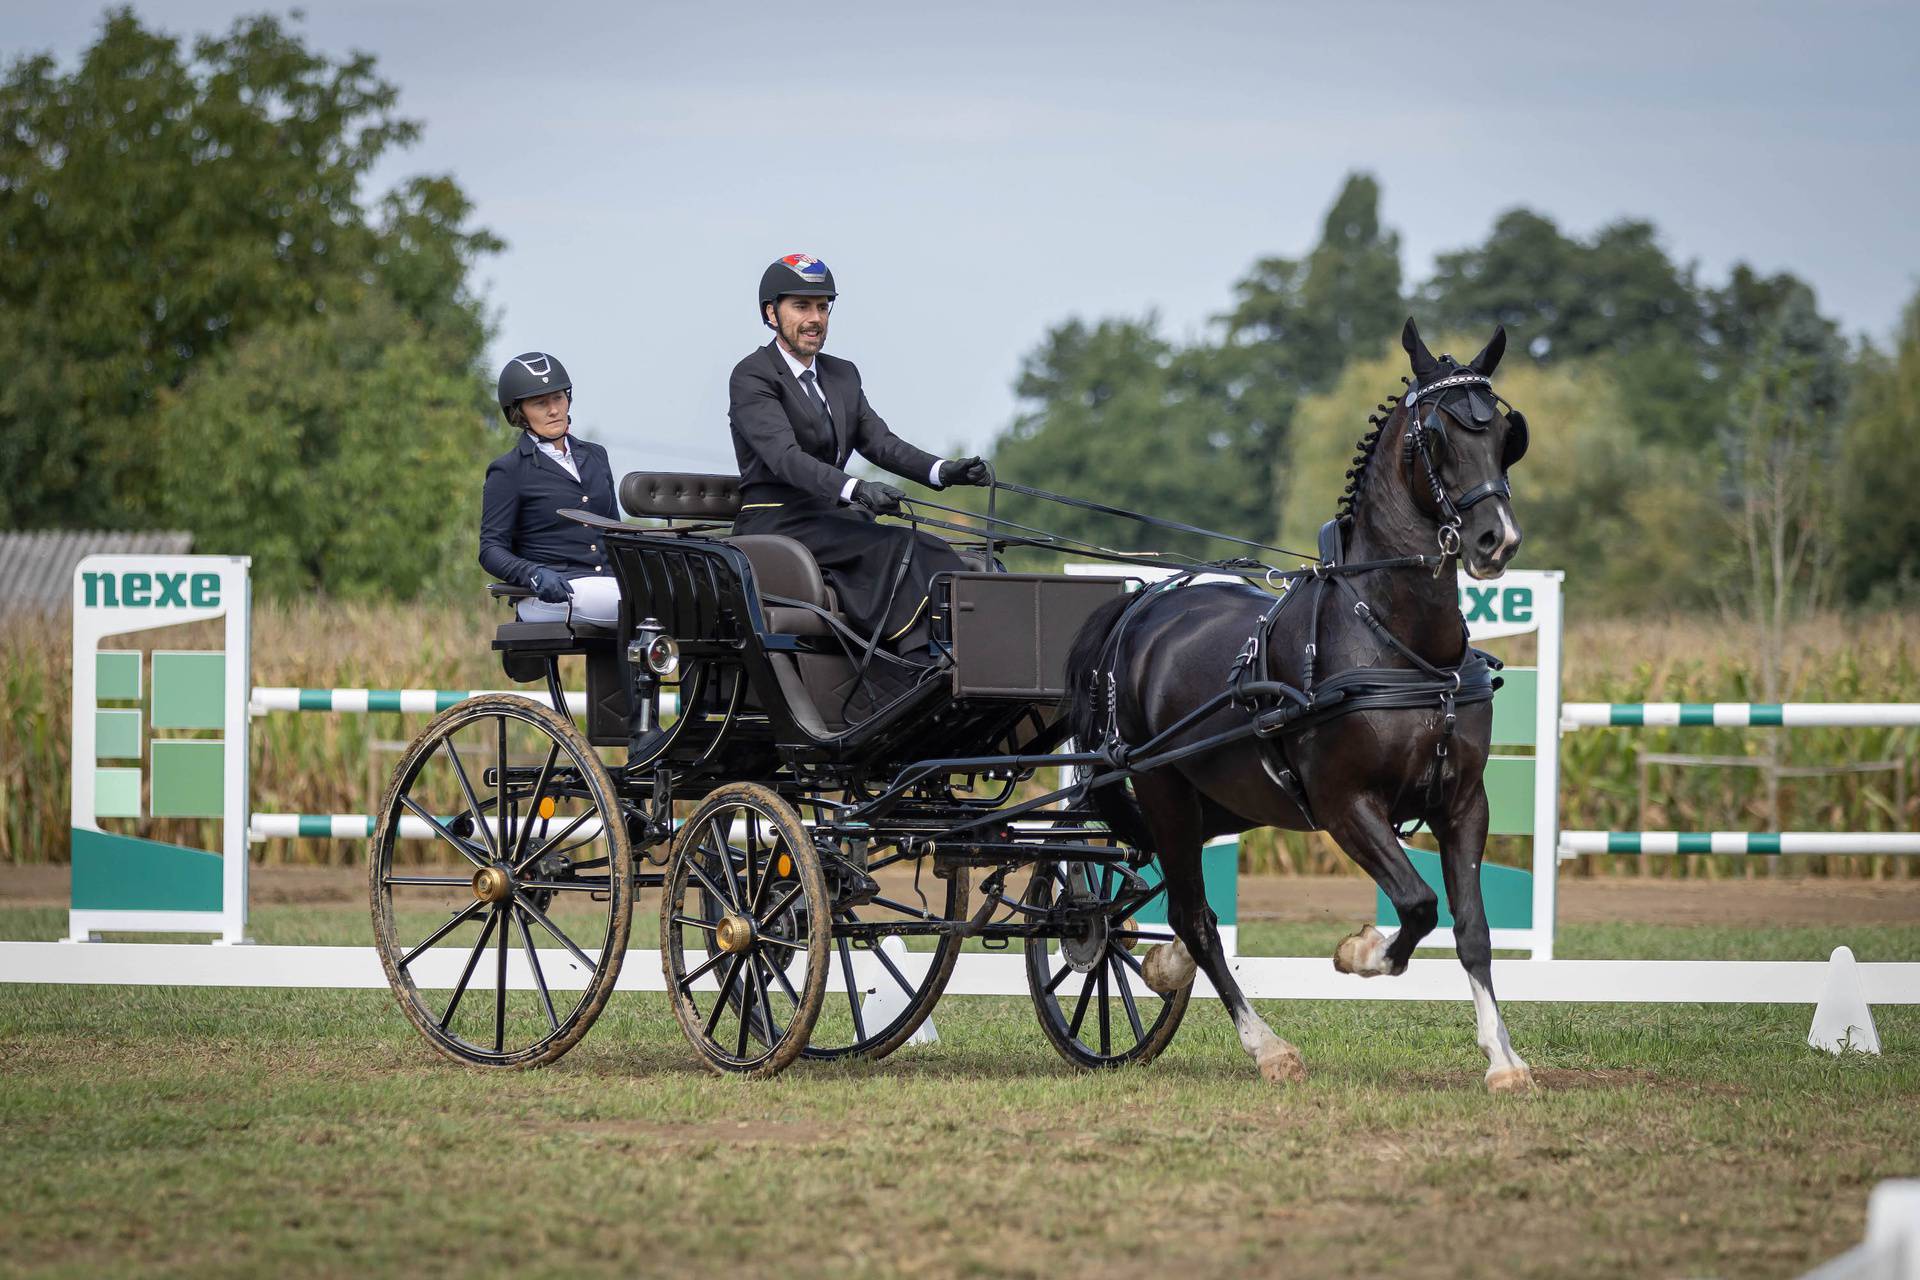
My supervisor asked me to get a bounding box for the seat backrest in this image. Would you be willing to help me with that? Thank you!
[620,471,742,520]
[724,534,832,610]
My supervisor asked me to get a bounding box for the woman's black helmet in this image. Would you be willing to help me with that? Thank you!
[496,352,572,426]
[758,254,837,327]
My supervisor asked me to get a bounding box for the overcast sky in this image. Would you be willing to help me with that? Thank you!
[13,1,1920,482]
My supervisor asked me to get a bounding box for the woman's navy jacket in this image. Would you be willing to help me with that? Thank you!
[478,432,621,588]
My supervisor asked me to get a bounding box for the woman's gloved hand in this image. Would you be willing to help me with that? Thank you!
[529,566,574,604]
[850,480,906,515]
[938,456,992,487]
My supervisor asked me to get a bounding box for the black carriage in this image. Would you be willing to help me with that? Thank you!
[369,471,1194,1076]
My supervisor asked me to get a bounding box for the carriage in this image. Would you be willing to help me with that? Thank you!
[370,320,1537,1089]
[368,469,1195,1076]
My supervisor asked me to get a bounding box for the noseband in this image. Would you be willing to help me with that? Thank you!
[1401,369,1528,559]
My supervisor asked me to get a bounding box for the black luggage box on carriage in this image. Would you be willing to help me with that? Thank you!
[942,572,1130,700]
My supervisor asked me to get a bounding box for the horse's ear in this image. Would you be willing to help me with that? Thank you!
[1469,326,1507,377]
[1402,317,1439,380]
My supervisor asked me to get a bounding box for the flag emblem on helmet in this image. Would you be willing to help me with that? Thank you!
[779,253,827,282]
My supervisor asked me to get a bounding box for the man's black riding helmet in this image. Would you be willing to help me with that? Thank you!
[758,254,837,327]
[497,352,572,426]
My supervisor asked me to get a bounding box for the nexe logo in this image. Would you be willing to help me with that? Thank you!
[1460,584,1532,625]
[81,570,221,609]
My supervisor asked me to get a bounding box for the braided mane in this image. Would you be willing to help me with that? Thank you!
[1333,376,1412,522]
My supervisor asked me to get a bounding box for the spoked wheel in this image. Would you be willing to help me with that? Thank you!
[661,784,830,1077]
[370,694,633,1067]
[803,844,968,1062]
[1023,860,1191,1069]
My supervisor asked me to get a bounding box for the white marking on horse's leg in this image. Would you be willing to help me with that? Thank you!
[1141,939,1196,994]
[1333,923,1395,977]
[1470,973,1533,1093]
[1230,1001,1306,1085]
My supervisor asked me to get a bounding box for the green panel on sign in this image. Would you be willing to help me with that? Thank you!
[151,739,224,817]
[1485,756,1534,835]
[1133,838,1238,927]
[1490,668,1537,746]
[70,827,222,912]
[95,709,142,760]
[151,652,225,729]
[94,767,141,818]
[1376,846,1532,931]
[96,650,141,701]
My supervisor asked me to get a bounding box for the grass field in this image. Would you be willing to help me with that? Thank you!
[3,876,1916,1279]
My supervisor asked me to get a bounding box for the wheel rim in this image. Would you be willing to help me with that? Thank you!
[1024,861,1189,1068]
[663,787,829,1074]
[371,699,631,1066]
[803,838,968,1061]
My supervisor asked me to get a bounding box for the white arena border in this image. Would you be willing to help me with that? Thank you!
[4,943,1916,1005]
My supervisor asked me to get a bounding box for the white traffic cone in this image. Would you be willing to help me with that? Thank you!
[1808,946,1881,1056]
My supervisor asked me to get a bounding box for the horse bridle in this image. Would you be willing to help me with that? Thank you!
[1402,369,1529,559]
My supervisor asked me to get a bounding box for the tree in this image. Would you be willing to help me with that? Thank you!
[151,293,496,599]
[0,9,499,529]
[1719,286,1851,697]
[1838,288,1920,602]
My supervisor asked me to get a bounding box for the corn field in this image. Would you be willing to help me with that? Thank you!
[4,601,1916,878]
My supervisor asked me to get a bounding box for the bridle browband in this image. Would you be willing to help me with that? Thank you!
[1401,369,1525,561]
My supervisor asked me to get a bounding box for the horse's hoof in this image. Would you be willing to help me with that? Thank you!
[1258,1043,1308,1085]
[1141,940,1195,994]
[1333,924,1387,976]
[1485,1065,1535,1094]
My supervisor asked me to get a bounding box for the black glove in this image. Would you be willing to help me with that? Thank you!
[529,566,573,604]
[850,480,906,515]
[939,456,992,487]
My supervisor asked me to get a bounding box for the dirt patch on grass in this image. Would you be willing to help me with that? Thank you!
[1239,873,1920,927]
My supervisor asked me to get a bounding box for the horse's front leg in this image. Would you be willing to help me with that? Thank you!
[1433,790,1533,1093]
[1320,796,1438,977]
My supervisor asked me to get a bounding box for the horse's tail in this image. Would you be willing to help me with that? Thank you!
[1062,592,1156,852]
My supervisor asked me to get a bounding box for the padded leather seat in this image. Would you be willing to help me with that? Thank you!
[619,471,742,520]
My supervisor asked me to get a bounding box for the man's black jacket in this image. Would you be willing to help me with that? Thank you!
[727,341,941,505]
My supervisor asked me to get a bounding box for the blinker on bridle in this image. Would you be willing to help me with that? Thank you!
[1401,366,1530,562]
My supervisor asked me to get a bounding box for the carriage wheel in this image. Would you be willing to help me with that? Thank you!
[1023,860,1191,1069]
[802,846,968,1062]
[370,694,633,1068]
[661,783,830,1077]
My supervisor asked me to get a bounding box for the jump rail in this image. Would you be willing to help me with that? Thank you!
[1562,702,1920,729]
[1560,831,1920,856]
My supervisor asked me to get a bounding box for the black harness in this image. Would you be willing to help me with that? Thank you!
[1085,383,1519,830]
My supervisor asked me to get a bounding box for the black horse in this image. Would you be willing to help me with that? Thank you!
[1064,319,1535,1091]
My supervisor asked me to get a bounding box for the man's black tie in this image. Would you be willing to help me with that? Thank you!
[800,368,832,422]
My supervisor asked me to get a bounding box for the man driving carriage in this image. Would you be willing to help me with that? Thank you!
[728,253,990,659]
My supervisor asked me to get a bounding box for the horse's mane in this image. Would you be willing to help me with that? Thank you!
[1333,377,1413,523]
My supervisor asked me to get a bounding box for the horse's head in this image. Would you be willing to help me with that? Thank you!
[1400,318,1529,580]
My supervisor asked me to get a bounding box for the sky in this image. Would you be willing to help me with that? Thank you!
[11,0,1920,483]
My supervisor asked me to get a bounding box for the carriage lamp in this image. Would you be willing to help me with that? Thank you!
[628,619,679,678]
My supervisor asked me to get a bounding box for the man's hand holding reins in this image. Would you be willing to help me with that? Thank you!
[939,456,991,487]
[851,480,907,515]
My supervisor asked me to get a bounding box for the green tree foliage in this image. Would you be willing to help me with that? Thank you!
[990,175,1403,552]
[0,8,500,542]
[152,293,495,599]
[1838,287,1920,602]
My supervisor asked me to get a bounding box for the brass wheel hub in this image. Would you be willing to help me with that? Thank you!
[715,913,755,954]
[472,866,512,904]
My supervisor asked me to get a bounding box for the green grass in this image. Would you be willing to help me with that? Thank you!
[1,910,1916,1277]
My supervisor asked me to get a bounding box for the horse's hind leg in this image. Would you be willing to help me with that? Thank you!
[1319,797,1440,977]
[1133,772,1306,1084]
[1433,794,1533,1093]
